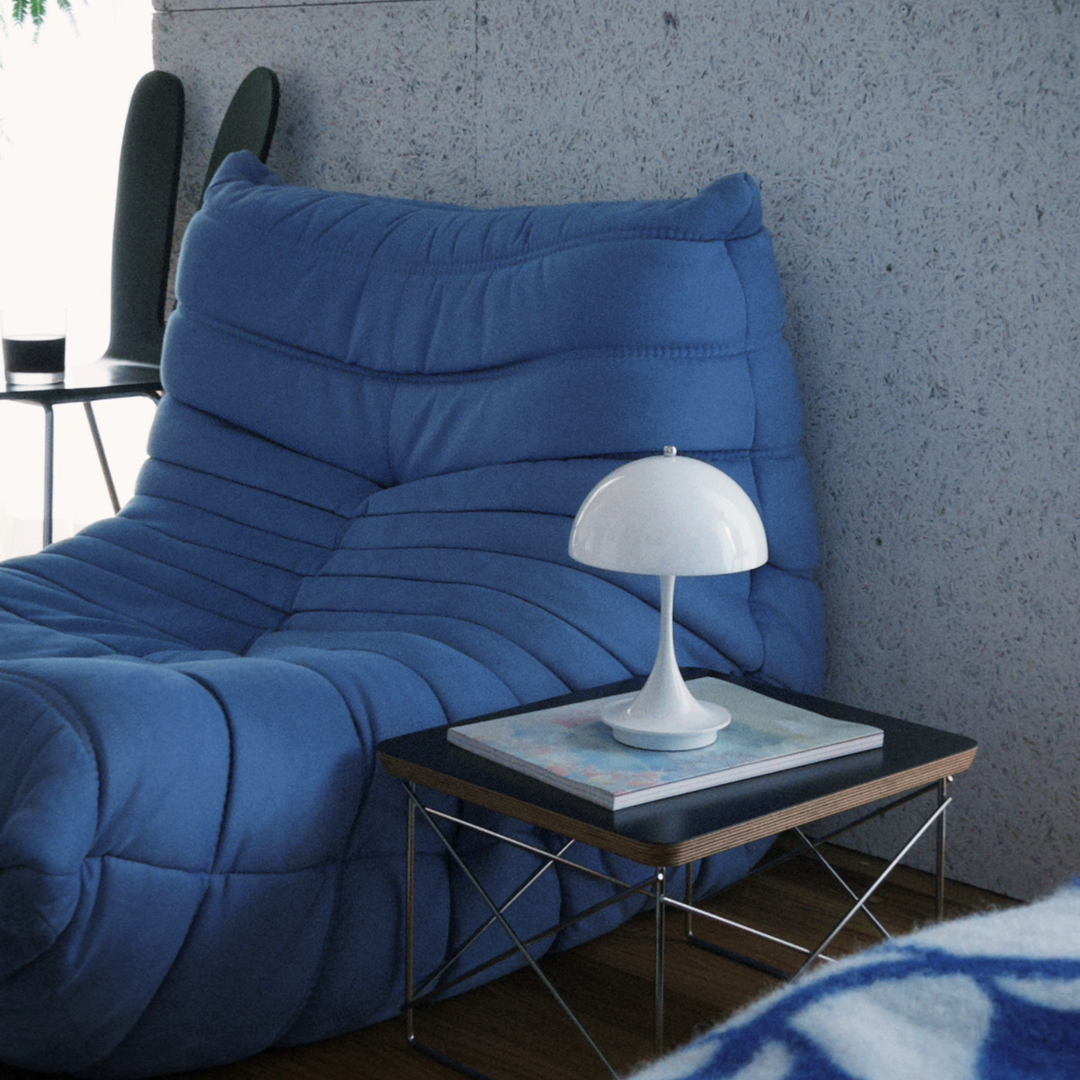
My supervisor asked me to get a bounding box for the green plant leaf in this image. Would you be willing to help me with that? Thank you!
[9,0,71,27]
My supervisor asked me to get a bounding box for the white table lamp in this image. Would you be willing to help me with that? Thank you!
[569,446,768,751]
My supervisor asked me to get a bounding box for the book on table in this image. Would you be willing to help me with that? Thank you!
[446,676,884,810]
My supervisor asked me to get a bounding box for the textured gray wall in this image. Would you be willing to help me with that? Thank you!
[154,0,1080,901]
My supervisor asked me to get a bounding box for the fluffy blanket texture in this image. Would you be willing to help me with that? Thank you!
[634,882,1080,1080]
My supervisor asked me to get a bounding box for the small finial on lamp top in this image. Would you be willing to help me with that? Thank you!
[663,445,677,456]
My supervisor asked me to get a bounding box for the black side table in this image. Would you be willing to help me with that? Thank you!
[1,359,162,547]
[379,670,978,1078]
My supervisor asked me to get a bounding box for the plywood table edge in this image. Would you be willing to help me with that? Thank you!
[378,745,976,868]
[672,745,977,864]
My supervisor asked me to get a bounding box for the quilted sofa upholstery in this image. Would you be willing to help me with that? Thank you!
[0,153,824,1077]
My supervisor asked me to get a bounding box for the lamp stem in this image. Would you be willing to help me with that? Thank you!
[624,575,700,723]
[657,573,678,684]
[601,573,731,747]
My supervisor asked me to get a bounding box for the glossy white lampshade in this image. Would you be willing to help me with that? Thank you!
[569,447,768,751]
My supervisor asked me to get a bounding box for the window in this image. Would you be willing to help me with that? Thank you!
[0,0,154,557]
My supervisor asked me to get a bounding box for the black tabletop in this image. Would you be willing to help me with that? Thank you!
[378,669,978,866]
[1,359,161,406]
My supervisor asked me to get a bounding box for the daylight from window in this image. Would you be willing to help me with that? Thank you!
[0,0,154,559]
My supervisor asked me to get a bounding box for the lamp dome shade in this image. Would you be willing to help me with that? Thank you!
[569,448,768,576]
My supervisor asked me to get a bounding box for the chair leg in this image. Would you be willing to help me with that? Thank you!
[84,403,121,514]
[43,404,54,548]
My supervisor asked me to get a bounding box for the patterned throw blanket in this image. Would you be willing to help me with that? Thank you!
[635,881,1080,1080]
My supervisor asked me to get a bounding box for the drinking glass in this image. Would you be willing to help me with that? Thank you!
[1,307,67,386]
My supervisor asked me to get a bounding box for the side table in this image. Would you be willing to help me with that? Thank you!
[378,669,978,1080]
[1,359,162,547]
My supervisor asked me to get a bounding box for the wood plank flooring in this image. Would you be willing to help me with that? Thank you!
[0,838,1015,1080]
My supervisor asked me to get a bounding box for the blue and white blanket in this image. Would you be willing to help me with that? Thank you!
[635,881,1080,1080]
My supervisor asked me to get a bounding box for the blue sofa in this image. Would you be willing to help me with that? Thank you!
[0,153,824,1077]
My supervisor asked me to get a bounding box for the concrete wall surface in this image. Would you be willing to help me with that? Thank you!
[154,0,1080,901]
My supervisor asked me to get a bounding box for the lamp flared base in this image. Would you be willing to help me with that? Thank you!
[601,697,731,751]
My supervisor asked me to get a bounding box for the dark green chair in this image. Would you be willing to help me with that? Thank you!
[89,66,278,518]
[107,70,186,369]
[1,70,184,544]
[2,67,280,547]
[200,67,281,206]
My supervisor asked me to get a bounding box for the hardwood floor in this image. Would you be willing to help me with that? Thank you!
[0,838,1015,1080]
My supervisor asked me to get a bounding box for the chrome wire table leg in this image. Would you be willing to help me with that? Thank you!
[405,782,416,1046]
[685,860,694,937]
[413,836,576,1004]
[936,776,951,920]
[655,867,667,1055]
[403,783,620,1080]
[796,795,951,977]
[84,402,120,513]
[42,403,54,548]
[793,827,891,940]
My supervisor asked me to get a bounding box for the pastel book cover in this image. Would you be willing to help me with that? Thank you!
[447,678,883,809]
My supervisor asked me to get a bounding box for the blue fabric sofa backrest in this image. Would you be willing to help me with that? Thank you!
[172,155,785,481]
[9,149,821,691]
[143,152,822,691]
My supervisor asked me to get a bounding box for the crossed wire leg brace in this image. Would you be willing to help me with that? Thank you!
[401,779,952,1080]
